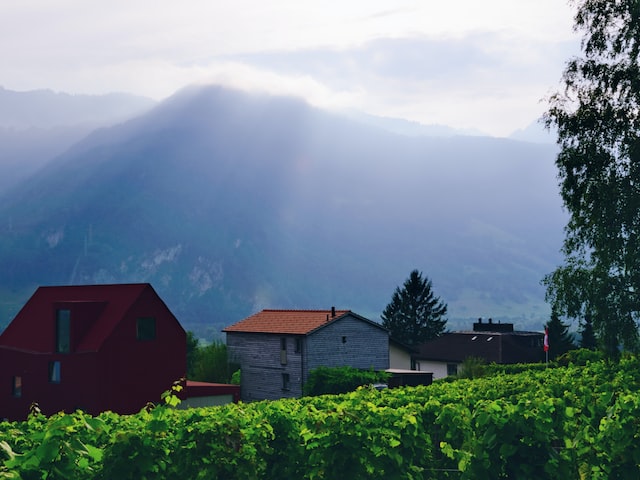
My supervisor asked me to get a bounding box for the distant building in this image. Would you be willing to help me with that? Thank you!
[413,318,544,379]
[223,308,389,401]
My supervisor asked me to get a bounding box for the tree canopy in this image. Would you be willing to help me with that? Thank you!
[186,333,238,383]
[543,0,640,357]
[381,269,447,346]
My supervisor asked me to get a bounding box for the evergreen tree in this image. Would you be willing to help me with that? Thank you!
[546,308,576,361]
[543,0,640,357]
[381,269,447,346]
[579,314,598,350]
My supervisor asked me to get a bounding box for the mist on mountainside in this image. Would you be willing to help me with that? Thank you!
[0,85,565,339]
[0,87,156,193]
[0,87,155,128]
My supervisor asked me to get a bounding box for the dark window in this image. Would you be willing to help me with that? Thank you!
[447,363,458,376]
[49,361,61,383]
[342,336,347,344]
[136,317,156,341]
[56,309,70,353]
[280,337,287,365]
[282,373,290,390]
[12,376,22,397]
[295,338,302,353]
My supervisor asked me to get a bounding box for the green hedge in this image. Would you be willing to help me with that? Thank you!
[3,357,640,479]
[303,366,390,396]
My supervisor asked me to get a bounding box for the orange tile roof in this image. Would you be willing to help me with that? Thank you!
[223,309,351,335]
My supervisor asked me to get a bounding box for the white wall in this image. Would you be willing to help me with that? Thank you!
[179,394,234,409]
[415,360,453,380]
[389,343,412,370]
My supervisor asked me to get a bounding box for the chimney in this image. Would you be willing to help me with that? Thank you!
[331,306,336,318]
[488,318,493,324]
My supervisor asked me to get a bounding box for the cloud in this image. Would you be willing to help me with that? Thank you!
[211,34,578,135]
[0,1,579,136]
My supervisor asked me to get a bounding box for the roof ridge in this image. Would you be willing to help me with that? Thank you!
[223,308,357,335]
[261,308,350,313]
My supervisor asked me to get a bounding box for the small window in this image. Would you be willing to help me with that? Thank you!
[49,361,61,383]
[447,363,458,376]
[280,338,287,365]
[342,336,347,344]
[56,309,71,353]
[282,373,290,391]
[294,338,302,353]
[12,376,22,397]
[136,317,156,341]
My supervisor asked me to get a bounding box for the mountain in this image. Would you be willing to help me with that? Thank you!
[509,118,558,144]
[343,111,487,137]
[0,86,155,128]
[0,85,565,339]
[0,87,156,193]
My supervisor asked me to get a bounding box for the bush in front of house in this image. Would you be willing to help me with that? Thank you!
[303,366,390,396]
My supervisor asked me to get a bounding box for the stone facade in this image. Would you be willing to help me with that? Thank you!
[225,312,389,401]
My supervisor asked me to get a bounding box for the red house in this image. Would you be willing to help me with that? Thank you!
[0,283,186,421]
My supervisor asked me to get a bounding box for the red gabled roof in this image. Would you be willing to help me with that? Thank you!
[0,283,156,353]
[223,309,352,335]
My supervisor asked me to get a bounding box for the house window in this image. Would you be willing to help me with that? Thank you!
[280,337,287,365]
[136,317,156,341]
[447,363,458,376]
[49,361,61,383]
[342,336,347,344]
[12,376,22,397]
[56,309,71,353]
[282,373,290,391]
[295,338,302,353]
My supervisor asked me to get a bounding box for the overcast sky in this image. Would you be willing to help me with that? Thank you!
[0,1,579,136]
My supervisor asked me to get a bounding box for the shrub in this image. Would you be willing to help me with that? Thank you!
[556,348,604,367]
[303,366,389,396]
[457,356,486,379]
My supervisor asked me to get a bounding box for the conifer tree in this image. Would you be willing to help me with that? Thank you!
[546,308,576,361]
[381,269,447,346]
[579,314,598,350]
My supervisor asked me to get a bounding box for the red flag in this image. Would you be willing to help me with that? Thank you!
[543,328,549,352]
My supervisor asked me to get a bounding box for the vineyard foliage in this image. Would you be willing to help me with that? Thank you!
[2,357,640,479]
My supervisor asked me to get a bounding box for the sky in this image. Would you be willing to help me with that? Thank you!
[0,1,580,137]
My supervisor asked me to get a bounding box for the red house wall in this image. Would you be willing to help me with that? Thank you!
[0,284,186,421]
[97,288,186,414]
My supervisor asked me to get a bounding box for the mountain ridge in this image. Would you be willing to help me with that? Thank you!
[0,85,565,339]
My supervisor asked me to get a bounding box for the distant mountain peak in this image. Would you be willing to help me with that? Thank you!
[0,86,156,129]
